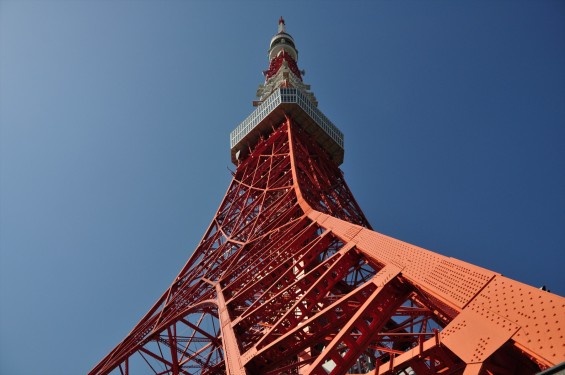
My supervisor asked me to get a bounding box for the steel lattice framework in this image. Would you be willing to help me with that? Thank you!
[91,18,565,375]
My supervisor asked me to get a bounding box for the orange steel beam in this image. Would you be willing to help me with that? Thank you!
[91,119,565,375]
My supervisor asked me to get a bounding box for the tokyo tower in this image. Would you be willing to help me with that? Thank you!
[90,18,565,375]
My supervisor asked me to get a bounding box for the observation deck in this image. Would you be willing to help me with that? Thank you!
[230,88,344,165]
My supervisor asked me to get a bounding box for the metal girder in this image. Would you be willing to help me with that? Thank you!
[91,119,565,375]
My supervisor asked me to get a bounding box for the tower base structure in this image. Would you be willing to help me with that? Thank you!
[91,120,565,375]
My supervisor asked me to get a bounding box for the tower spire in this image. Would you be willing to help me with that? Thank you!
[256,17,317,106]
[278,16,285,33]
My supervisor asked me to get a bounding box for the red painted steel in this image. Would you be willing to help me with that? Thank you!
[90,120,565,374]
[91,21,565,375]
[264,51,302,80]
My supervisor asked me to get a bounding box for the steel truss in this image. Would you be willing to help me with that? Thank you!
[91,119,565,375]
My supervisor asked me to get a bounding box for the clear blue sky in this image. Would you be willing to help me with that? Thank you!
[1,1,564,374]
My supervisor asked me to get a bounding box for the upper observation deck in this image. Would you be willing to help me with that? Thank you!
[230,87,344,165]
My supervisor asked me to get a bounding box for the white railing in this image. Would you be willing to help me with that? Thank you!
[230,88,344,150]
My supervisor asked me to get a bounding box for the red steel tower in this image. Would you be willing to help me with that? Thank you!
[91,18,565,375]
